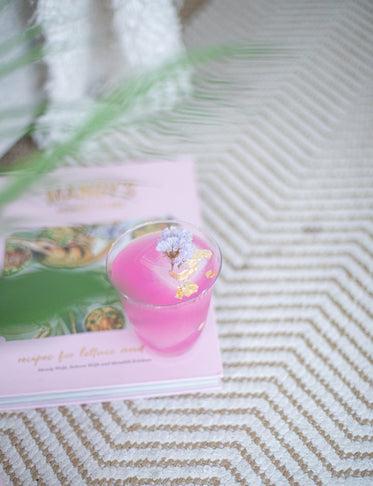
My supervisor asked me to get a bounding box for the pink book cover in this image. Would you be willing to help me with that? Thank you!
[0,159,223,410]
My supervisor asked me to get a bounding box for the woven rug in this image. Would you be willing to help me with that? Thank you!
[1,0,373,484]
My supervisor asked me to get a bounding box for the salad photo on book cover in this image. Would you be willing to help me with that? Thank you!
[1,219,166,341]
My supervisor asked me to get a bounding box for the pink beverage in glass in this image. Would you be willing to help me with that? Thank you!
[106,220,222,354]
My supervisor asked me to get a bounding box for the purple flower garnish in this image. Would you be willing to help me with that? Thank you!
[156,225,195,269]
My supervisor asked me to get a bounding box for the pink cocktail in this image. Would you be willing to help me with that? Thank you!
[106,220,221,354]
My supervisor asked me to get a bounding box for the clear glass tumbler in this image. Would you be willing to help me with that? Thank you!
[106,220,222,355]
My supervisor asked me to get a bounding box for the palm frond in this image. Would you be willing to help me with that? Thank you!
[0,43,278,209]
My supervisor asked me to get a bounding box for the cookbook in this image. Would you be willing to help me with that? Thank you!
[0,159,223,410]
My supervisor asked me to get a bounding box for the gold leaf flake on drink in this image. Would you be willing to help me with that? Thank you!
[170,259,197,281]
[175,286,183,299]
[193,249,212,261]
[197,321,205,331]
[170,249,212,281]
[175,281,199,299]
[205,269,217,279]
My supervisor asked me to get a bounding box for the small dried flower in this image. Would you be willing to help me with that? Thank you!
[156,225,195,269]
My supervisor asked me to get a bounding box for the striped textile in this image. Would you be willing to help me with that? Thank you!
[1,0,373,484]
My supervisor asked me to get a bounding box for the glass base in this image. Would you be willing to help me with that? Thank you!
[133,327,202,356]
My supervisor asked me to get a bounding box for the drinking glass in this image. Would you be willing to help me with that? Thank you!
[106,220,222,355]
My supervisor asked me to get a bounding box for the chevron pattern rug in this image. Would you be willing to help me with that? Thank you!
[1,0,373,484]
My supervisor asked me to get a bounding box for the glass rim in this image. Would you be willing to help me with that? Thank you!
[106,219,222,308]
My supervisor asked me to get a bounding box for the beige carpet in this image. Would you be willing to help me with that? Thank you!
[1,0,373,484]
